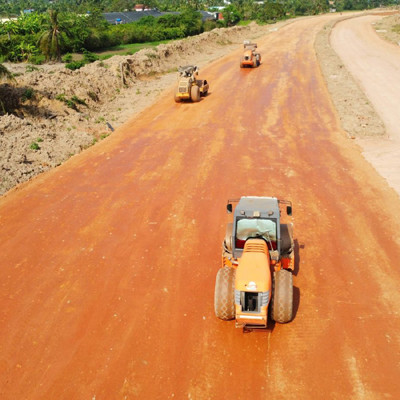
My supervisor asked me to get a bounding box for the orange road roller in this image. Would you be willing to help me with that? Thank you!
[240,40,261,68]
[214,196,294,329]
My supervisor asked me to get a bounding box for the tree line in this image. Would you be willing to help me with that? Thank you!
[1,0,398,16]
[0,8,207,63]
[0,0,399,64]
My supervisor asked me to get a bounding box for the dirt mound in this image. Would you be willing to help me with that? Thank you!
[0,113,93,193]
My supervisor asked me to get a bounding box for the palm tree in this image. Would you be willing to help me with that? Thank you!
[38,9,66,61]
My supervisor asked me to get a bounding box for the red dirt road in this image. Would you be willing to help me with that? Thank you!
[2,14,400,399]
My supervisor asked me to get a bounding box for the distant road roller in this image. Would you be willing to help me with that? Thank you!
[240,40,261,68]
[174,65,209,103]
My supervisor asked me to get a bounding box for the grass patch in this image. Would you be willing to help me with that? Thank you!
[21,87,34,102]
[71,96,87,106]
[55,93,87,110]
[25,65,39,73]
[94,40,171,58]
[30,141,40,150]
[67,40,171,62]
[65,60,86,71]
[28,54,45,65]
[237,20,253,26]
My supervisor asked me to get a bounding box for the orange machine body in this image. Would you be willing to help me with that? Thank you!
[234,239,271,327]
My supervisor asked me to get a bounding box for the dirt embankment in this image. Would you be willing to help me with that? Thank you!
[0,22,286,196]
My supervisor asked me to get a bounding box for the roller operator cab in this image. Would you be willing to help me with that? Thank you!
[240,40,261,68]
[174,65,209,103]
[214,196,294,329]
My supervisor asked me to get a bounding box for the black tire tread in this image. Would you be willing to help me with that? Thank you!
[191,85,200,102]
[271,269,293,323]
[214,267,236,320]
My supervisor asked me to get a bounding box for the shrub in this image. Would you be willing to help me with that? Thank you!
[28,54,45,65]
[55,93,66,101]
[56,93,87,110]
[65,60,85,70]
[71,95,87,106]
[82,49,99,63]
[203,20,218,32]
[25,65,39,72]
[65,99,78,110]
[62,53,73,63]
[30,142,40,150]
[21,87,34,101]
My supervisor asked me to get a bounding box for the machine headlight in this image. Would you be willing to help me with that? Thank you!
[260,291,270,307]
[235,289,241,305]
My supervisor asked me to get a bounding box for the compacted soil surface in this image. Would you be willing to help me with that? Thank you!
[1,9,400,400]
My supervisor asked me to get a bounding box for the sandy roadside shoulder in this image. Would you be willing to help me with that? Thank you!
[328,11,400,196]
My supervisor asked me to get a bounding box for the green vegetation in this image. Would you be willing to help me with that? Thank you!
[0,63,14,80]
[65,60,85,70]
[94,40,170,57]
[21,87,34,101]
[38,10,66,61]
[62,53,73,63]
[55,93,87,109]
[30,141,40,150]
[237,20,252,27]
